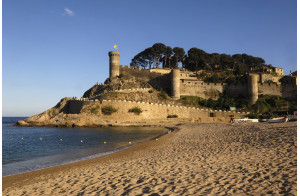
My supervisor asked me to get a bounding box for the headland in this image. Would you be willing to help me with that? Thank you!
[16,49,297,127]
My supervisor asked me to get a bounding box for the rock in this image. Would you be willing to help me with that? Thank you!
[16,120,29,126]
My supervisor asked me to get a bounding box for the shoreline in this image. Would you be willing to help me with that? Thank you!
[3,122,296,195]
[3,125,178,190]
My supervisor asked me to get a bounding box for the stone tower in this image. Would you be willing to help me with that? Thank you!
[171,69,180,100]
[248,74,259,105]
[108,51,120,78]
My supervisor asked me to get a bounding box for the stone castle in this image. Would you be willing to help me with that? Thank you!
[16,51,297,127]
[108,51,297,105]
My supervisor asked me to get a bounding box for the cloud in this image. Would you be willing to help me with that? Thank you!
[63,8,75,16]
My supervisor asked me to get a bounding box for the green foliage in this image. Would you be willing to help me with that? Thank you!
[196,72,207,80]
[180,94,250,111]
[90,105,100,115]
[173,47,185,68]
[131,43,271,74]
[245,113,260,119]
[206,98,218,108]
[180,96,201,107]
[236,97,250,109]
[159,90,168,100]
[251,95,294,114]
[101,105,118,115]
[225,75,247,84]
[252,99,271,113]
[118,73,125,78]
[180,94,295,114]
[128,107,143,115]
[271,72,278,76]
[167,114,178,118]
[204,73,221,83]
[265,79,276,84]
[186,47,208,71]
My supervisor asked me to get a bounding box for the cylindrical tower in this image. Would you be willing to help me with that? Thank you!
[171,69,180,100]
[248,74,259,105]
[108,51,120,78]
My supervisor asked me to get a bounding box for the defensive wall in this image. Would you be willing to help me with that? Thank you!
[65,99,246,122]
[180,80,296,100]
[119,65,297,100]
[180,81,248,99]
[108,52,297,102]
[119,65,163,80]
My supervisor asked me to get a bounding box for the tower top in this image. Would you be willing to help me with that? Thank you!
[108,51,120,56]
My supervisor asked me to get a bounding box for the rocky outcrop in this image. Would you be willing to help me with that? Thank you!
[16,98,108,127]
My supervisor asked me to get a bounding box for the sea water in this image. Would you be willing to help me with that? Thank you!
[3,117,166,176]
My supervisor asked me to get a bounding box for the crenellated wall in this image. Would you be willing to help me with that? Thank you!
[64,98,247,122]
[99,100,246,121]
[257,83,281,96]
[116,62,296,101]
[180,81,247,99]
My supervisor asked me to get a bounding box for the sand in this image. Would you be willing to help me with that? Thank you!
[3,122,297,195]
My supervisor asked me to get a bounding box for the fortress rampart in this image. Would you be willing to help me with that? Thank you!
[119,65,163,80]
[108,51,297,102]
[66,98,247,122]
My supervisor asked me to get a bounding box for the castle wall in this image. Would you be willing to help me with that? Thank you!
[281,84,297,100]
[64,99,247,123]
[180,80,247,99]
[259,74,281,84]
[99,100,245,122]
[258,83,281,96]
[116,61,297,101]
[223,83,248,97]
[180,81,222,99]
[120,65,172,93]
[149,68,172,74]
[66,100,94,114]
[119,65,163,80]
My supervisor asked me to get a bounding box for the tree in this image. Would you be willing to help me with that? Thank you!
[209,53,221,70]
[162,46,173,68]
[173,47,185,68]
[131,43,269,74]
[152,43,166,68]
[187,47,208,73]
[220,54,233,70]
[143,47,155,69]
[130,47,155,69]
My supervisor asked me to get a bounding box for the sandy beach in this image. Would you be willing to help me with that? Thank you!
[3,122,297,195]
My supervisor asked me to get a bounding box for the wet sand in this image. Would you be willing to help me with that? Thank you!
[3,122,297,195]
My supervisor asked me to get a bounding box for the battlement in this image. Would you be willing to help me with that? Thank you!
[108,51,120,56]
[108,51,297,103]
[68,97,249,116]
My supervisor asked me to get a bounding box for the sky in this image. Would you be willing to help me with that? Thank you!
[3,0,297,117]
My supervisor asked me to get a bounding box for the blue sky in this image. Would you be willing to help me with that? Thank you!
[3,0,297,116]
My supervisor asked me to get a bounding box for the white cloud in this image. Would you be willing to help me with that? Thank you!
[63,8,75,16]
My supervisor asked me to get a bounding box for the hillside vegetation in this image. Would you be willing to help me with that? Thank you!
[130,43,274,75]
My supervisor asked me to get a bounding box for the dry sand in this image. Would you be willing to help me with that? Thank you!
[3,122,297,195]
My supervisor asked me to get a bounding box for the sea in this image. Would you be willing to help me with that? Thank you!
[3,117,166,176]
